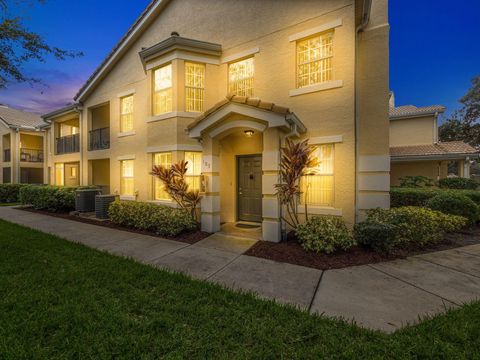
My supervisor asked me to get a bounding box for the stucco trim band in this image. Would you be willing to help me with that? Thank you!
[309,135,343,145]
[289,80,343,97]
[222,47,260,63]
[288,18,343,42]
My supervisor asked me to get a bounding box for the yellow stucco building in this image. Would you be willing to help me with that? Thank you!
[40,0,390,242]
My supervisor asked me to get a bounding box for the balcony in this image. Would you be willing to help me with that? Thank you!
[3,149,11,162]
[20,148,43,163]
[56,134,80,154]
[89,127,110,151]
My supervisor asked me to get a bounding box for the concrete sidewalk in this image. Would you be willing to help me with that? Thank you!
[1,206,480,333]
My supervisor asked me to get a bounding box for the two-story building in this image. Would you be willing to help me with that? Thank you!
[43,0,390,242]
[389,93,478,186]
[0,105,47,184]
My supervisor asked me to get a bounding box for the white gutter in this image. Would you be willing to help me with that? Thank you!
[354,0,372,222]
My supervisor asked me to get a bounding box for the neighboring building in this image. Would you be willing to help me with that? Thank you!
[43,0,390,242]
[0,105,47,184]
[389,93,478,186]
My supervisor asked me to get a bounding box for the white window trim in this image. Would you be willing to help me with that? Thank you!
[289,80,343,97]
[117,154,136,161]
[288,18,343,42]
[296,206,342,216]
[146,144,202,153]
[309,135,343,145]
[119,195,136,201]
[146,111,200,123]
[118,130,136,138]
[116,89,136,98]
[222,47,259,64]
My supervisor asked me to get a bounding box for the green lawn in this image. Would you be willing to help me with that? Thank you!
[1,220,479,359]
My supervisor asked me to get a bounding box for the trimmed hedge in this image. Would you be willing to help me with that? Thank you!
[0,184,27,203]
[391,187,480,207]
[362,206,466,250]
[108,200,197,237]
[426,193,479,225]
[296,216,355,254]
[354,222,397,253]
[19,185,95,212]
[438,177,479,190]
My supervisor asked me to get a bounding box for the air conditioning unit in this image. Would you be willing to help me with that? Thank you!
[75,188,101,212]
[95,194,118,219]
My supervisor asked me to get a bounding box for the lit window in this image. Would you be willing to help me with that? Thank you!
[185,62,205,112]
[55,163,64,186]
[297,32,333,88]
[70,167,77,178]
[120,160,134,196]
[120,95,134,132]
[153,152,172,200]
[228,58,254,97]
[185,152,202,192]
[301,144,334,206]
[153,64,172,115]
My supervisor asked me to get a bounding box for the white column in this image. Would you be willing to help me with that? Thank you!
[464,158,470,178]
[200,137,221,233]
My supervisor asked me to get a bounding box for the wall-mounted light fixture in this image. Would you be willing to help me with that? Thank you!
[244,130,254,137]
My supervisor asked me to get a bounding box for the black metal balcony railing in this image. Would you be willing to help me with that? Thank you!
[89,127,110,151]
[56,133,80,154]
[20,148,43,163]
[3,149,11,162]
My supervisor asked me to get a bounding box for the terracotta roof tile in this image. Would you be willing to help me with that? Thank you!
[0,105,46,129]
[188,96,291,130]
[390,141,478,157]
[389,105,446,119]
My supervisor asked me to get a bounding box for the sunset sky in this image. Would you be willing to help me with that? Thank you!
[1,0,479,118]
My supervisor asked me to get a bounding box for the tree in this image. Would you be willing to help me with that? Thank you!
[0,0,83,89]
[439,75,480,147]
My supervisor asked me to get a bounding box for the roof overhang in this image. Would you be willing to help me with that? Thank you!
[391,153,479,162]
[42,104,83,121]
[188,101,306,139]
[139,35,222,69]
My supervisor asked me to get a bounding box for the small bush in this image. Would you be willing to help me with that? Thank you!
[426,193,479,225]
[296,216,355,254]
[365,206,467,248]
[108,200,197,237]
[0,184,27,203]
[399,175,434,188]
[439,177,479,190]
[354,222,397,253]
[19,185,79,212]
[390,187,480,207]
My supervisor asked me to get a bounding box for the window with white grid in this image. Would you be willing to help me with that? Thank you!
[120,160,134,196]
[228,58,254,97]
[153,64,172,115]
[120,95,134,132]
[153,152,172,200]
[297,32,333,88]
[185,62,205,112]
[185,152,202,192]
[300,144,334,206]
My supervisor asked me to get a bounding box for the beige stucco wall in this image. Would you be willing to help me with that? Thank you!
[390,115,435,147]
[43,0,390,230]
[390,161,448,186]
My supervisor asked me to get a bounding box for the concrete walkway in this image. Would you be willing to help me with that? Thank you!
[1,206,480,333]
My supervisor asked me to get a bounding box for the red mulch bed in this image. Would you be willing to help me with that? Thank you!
[244,228,480,270]
[20,208,210,245]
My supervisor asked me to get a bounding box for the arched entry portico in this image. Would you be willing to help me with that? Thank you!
[188,95,306,242]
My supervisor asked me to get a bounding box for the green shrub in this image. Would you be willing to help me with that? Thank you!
[354,222,397,253]
[108,200,197,237]
[438,177,479,190]
[426,193,479,225]
[296,216,355,254]
[0,184,27,203]
[399,175,434,188]
[391,187,480,207]
[365,206,467,248]
[19,185,78,212]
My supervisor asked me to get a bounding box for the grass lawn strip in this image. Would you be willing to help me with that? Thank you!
[1,219,480,359]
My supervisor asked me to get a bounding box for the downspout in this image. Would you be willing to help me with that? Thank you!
[354,0,372,222]
[433,111,439,144]
[74,105,84,186]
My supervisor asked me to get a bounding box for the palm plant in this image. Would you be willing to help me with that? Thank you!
[275,138,317,230]
[151,160,201,222]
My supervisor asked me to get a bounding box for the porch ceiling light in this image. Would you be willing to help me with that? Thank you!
[244,130,254,137]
